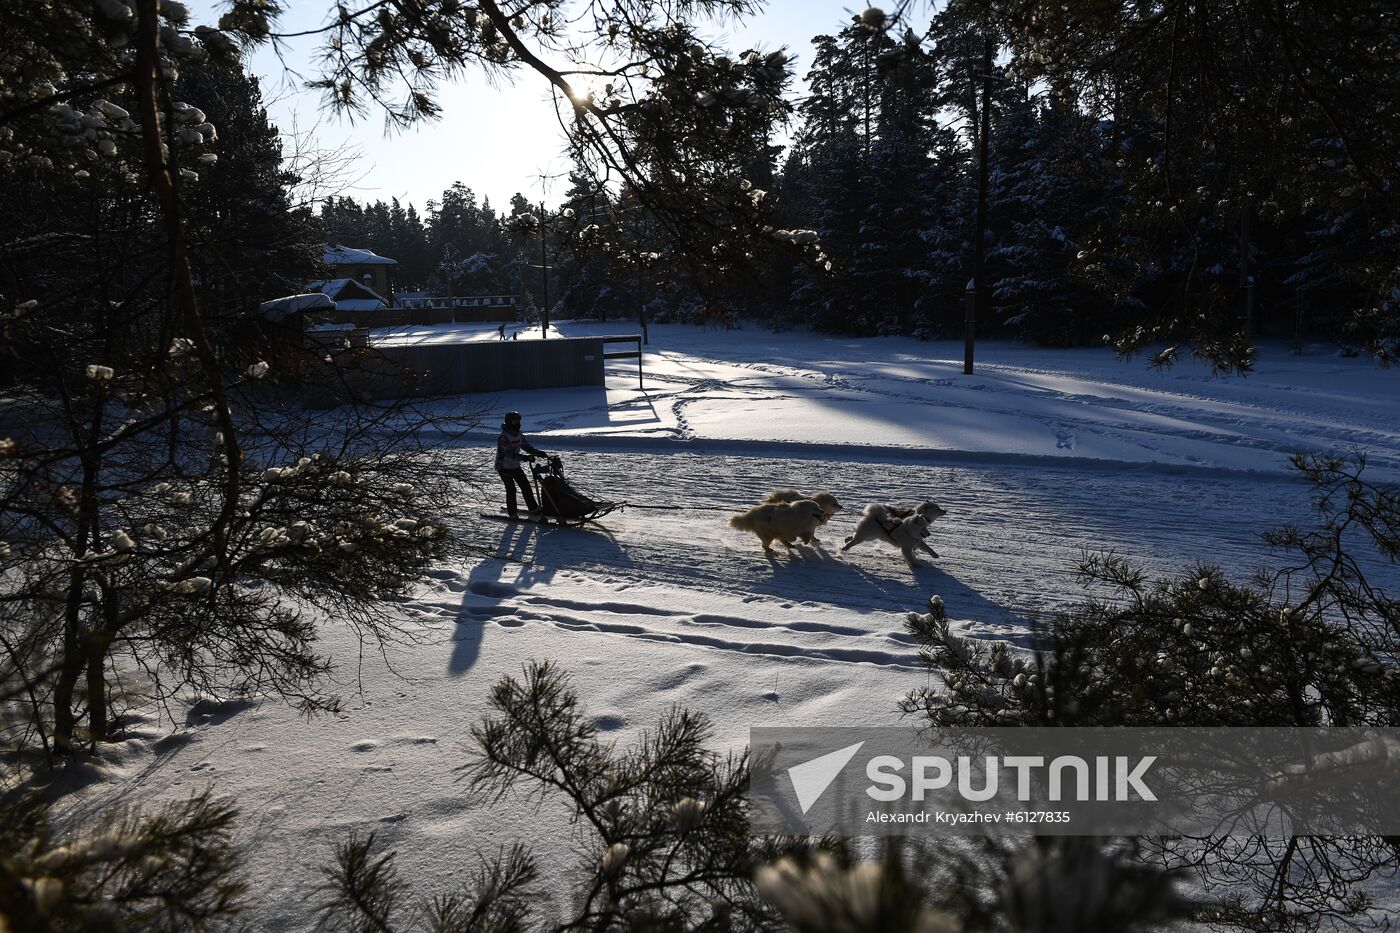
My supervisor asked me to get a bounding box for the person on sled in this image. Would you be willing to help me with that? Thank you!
[495,411,548,519]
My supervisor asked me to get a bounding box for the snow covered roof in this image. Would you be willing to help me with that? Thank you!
[307,278,389,311]
[324,244,398,266]
[257,291,336,322]
[333,298,390,312]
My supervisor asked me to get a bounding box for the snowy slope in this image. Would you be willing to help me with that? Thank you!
[57,324,1399,927]
[429,322,1400,479]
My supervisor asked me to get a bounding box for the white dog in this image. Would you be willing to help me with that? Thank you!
[729,499,826,552]
[762,489,843,521]
[841,502,945,568]
[762,489,843,543]
[882,499,947,523]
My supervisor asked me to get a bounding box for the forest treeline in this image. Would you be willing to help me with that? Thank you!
[318,2,1399,363]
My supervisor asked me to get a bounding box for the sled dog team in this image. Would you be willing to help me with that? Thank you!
[496,414,944,564]
[728,489,947,568]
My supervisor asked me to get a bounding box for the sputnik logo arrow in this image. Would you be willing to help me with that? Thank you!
[787,741,865,814]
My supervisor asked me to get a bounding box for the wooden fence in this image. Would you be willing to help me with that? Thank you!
[306,298,522,328]
[305,334,643,405]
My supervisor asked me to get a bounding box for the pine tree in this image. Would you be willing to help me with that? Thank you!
[0,3,482,759]
[176,61,320,312]
[784,21,954,336]
[986,90,1115,346]
[988,0,1400,369]
[903,452,1400,929]
[0,791,246,929]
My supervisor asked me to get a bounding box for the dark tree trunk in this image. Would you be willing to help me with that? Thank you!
[85,641,108,744]
[1238,195,1255,336]
[52,561,91,753]
[52,652,82,755]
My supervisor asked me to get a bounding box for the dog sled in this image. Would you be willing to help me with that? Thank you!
[482,455,624,528]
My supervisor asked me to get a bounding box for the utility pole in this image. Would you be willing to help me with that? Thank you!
[1237,195,1254,338]
[631,201,648,345]
[966,32,993,376]
[591,188,606,323]
[539,201,549,339]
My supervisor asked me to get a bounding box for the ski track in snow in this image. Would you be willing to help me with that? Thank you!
[438,445,1330,663]
[641,350,1400,474]
[503,327,1400,479]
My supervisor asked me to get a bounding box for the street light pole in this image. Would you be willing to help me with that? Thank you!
[966,31,993,376]
[631,203,648,345]
[539,201,549,339]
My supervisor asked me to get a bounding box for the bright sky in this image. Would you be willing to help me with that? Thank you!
[189,1,899,211]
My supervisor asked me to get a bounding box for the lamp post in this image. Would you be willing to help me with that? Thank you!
[539,201,549,339]
[966,31,994,376]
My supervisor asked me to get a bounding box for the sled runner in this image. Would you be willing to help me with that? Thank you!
[483,455,623,528]
[478,512,558,526]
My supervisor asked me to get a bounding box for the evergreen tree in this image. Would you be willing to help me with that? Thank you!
[986,0,1400,370]
[0,791,246,929]
[986,90,1115,346]
[785,20,954,336]
[176,61,320,312]
[553,166,623,320]
[904,452,1400,929]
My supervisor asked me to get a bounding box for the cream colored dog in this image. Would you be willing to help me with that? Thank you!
[883,499,947,523]
[729,499,826,552]
[841,503,944,568]
[762,489,843,522]
[762,489,842,543]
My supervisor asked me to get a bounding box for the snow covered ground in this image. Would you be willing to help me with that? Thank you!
[60,323,1400,927]
[386,320,1400,479]
[370,321,566,345]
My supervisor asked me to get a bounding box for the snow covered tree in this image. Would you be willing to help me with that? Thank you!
[0,2,480,761]
[426,183,513,297]
[0,790,245,929]
[319,664,1193,932]
[903,452,1400,928]
[784,19,959,336]
[175,60,322,312]
[0,22,485,933]
[853,30,951,335]
[319,661,812,931]
[551,166,625,321]
[985,90,1116,346]
[981,0,1400,370]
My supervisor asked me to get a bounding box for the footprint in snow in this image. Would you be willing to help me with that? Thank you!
[351,739,380,752]
[1055,427,1076,450]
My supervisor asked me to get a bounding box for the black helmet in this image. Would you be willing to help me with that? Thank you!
[503,410,522,427]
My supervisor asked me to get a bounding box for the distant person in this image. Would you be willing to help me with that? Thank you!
[498,323,506,340]
[495,410,546,519]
